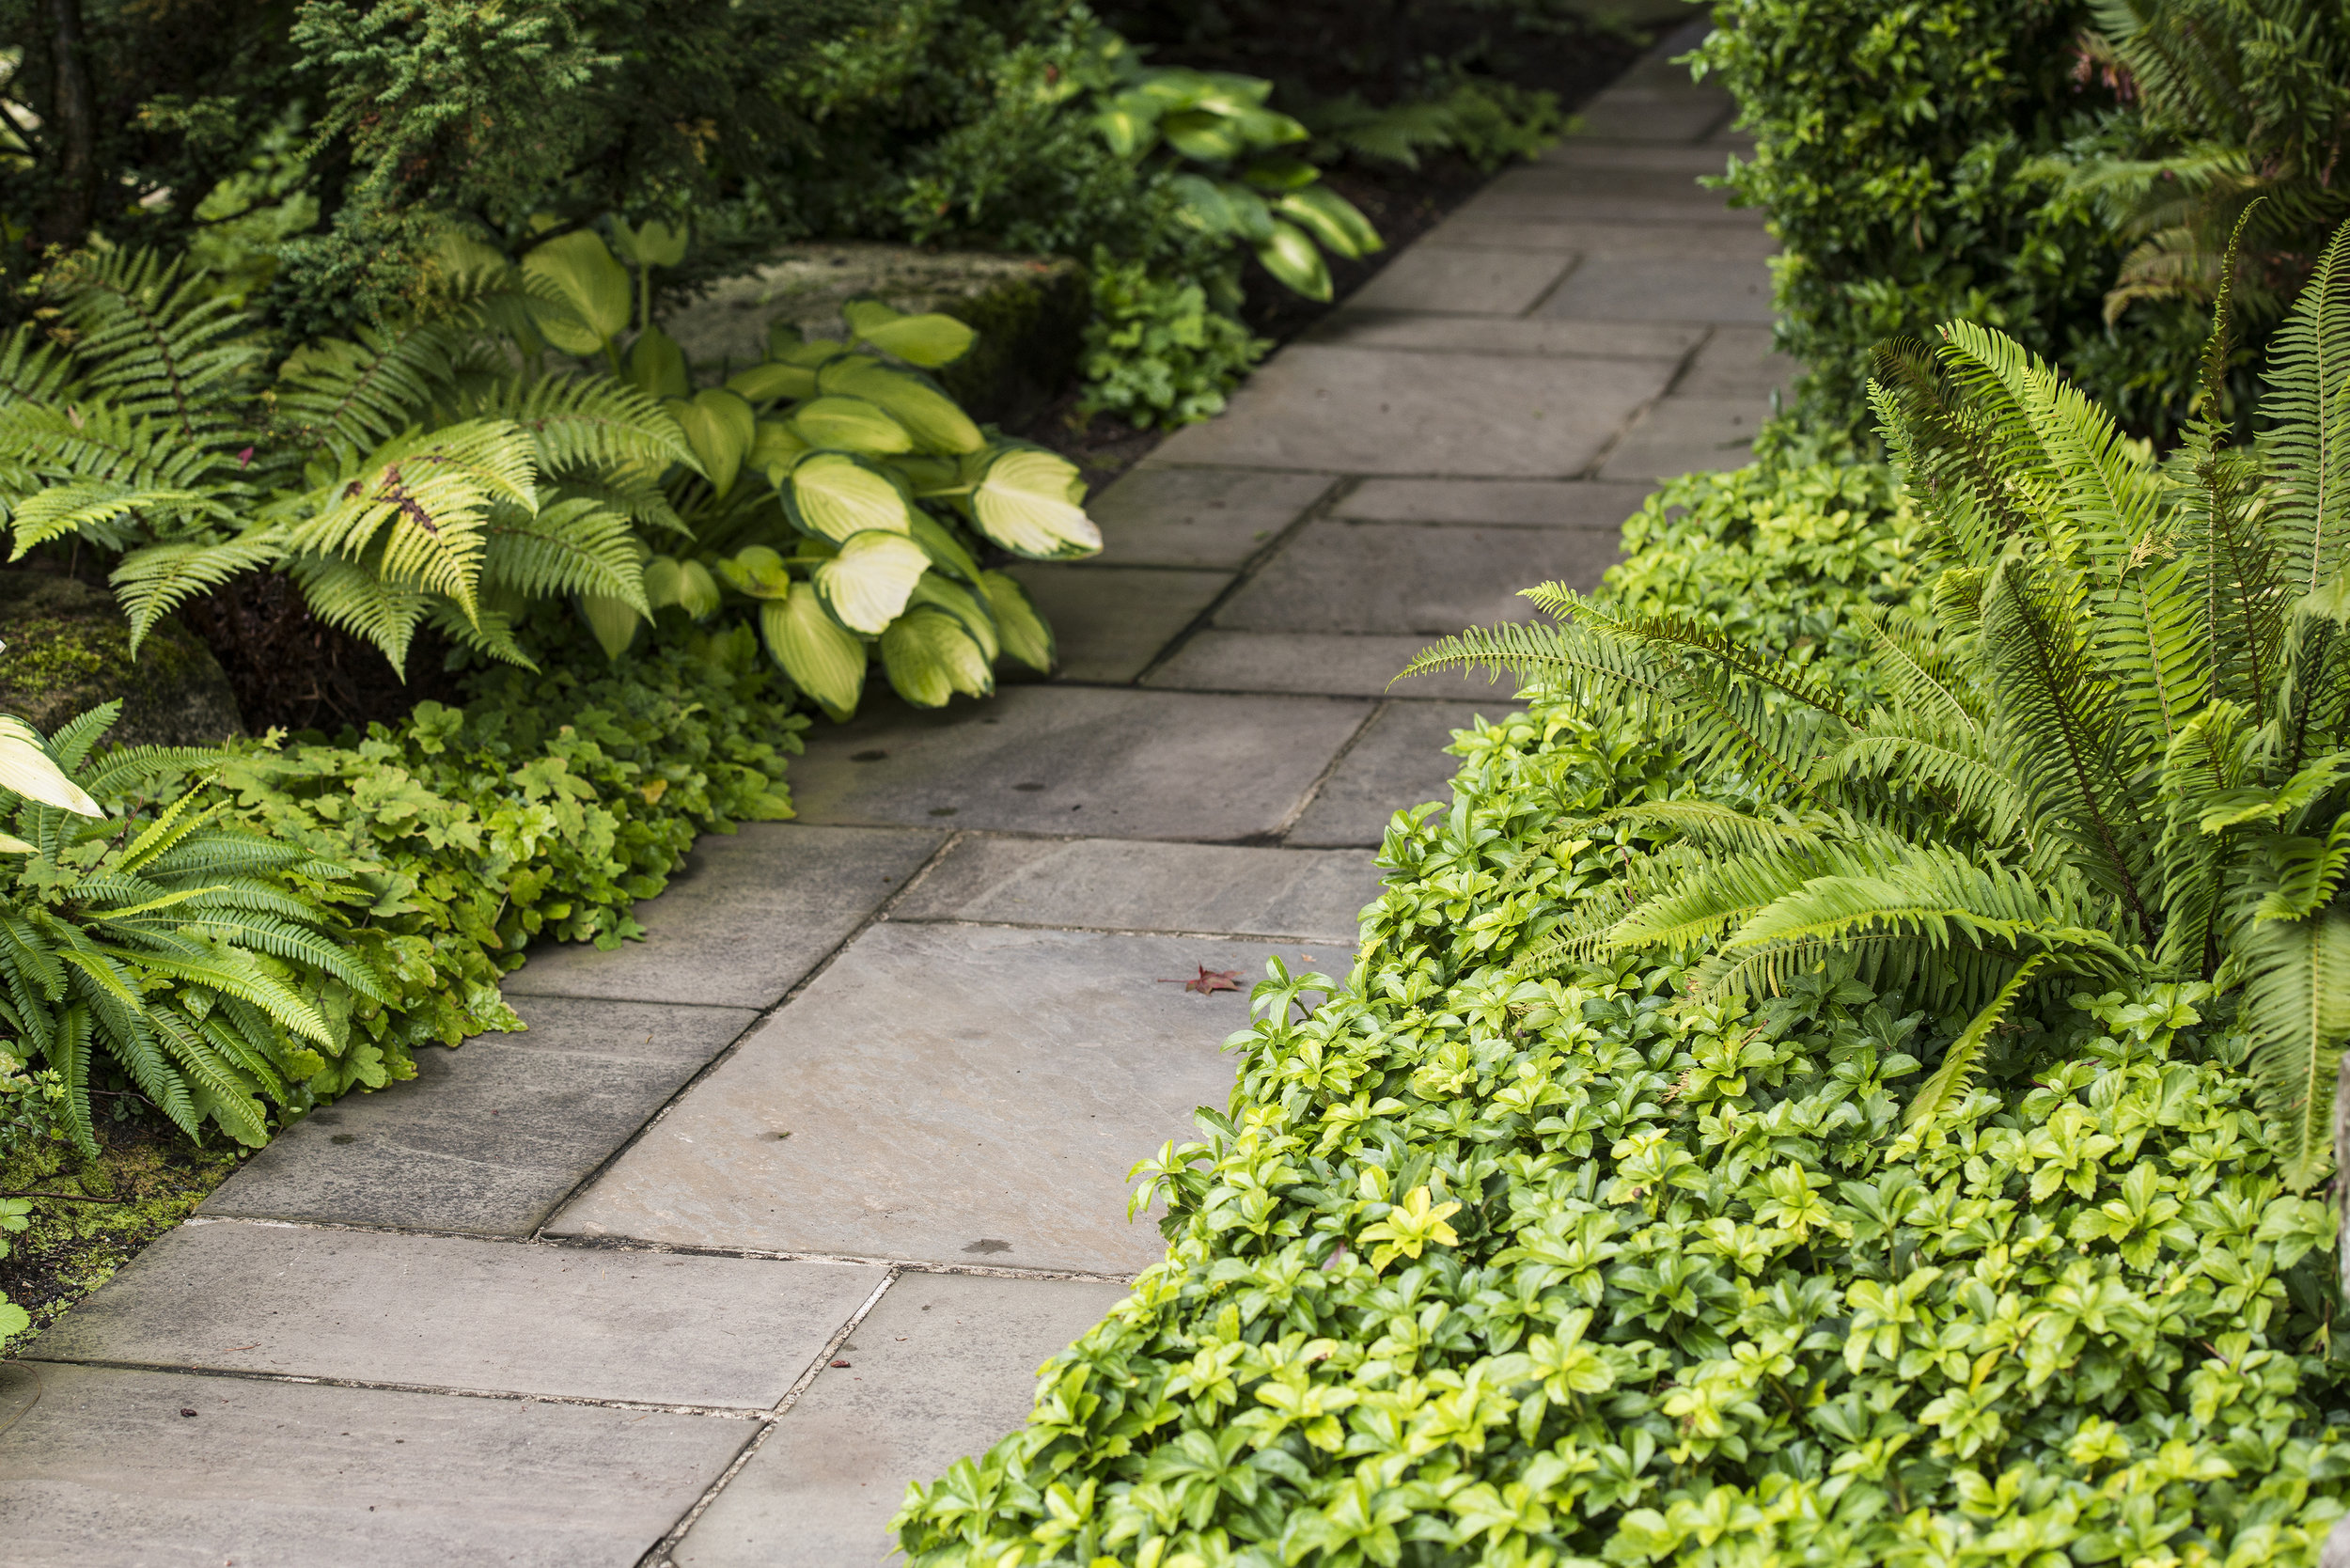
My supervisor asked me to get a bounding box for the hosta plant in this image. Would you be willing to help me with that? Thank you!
[0,702,387,1152]
[1409,225,2350,1190]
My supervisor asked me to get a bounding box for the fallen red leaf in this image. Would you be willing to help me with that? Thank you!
[1158,965,1244,996]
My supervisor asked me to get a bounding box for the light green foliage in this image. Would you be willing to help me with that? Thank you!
[892,687,2350,1566]
[1305,79,1568,175]
[1077,253,1271,428]
[0,1192,26,1342]
[0,703,389,1154]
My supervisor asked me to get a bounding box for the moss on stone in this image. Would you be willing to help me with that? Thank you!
[0,572,243,746]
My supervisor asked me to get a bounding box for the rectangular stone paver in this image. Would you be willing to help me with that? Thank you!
[1573,87,1732,144]
[1302,312,1700,361]
[1340,246,1575,314]
[675,1273,1129,1568]
[205,997,759,1235]
[786,685,1371,841]
[1675,324,1799,396]
[1291,701,1507,848]
[1214,522,1618,635]
[550,924,1261,1274]
[1336,477,1653,527]
[1423,218,1777,259]
[1089,464,1333,568]
[0,1360,743,1568]
[1149,344,1670,477]
[1143,630,1501,700]
[31,1222,881,1409]
[505,824,942,1008]
[1004,564,1230,683]
[1598,393,1766,479]
[1538,255,1773,324]
[891,836,1380,943]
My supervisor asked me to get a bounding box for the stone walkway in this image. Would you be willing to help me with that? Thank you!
[0,25,1783,1567]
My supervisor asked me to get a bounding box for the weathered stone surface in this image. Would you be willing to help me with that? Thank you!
[1674,324,1801,397]
[1419,217,1776,259]
[1214,523,1619,635]
[674,1274,1129,1568]
[1088,466,1334,569]
[550,924,1262,1273]
[1302,312,1700,361]
[1004,565,1231,683]
[1598,393,1766,479]
[1291,701,1505,848]
[1449,166,1752,226]
[0,1360,744,1568]
[1572,86,1733,144]
[1336,477,1653,527]
[204,997,758,1235]
[1536,141,1743,173]
[31,1221,880,1409]
[892,836,1381,943]
[1148,344,1671,477]
[505,824,943,1008]
[1537,256,1773,324]
[1341,246,1575,314]
[786,686,1371,841]
[0,571,243,746]
[1142,631,1497,700]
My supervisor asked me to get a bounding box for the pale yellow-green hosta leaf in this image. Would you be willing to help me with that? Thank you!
[842,298,977,368]
[761,584,866,721]
[626,326,690,399]
[883,606,994,708]
[523,229,633,354]
[717,544,794,599]
[978,570,1054,672]
[819,361,983,455]
[668,389,757,499]
[783,453,913,541]
[971,448,1103,559]
[0,715,101,816]
[578,593,642,659]
[728,359,822,404]
[1277,185,1382,259]
[1255,219,1332,301]
[748,420,811,483]
[792,395,915,456]
[608,216,688,267]
[816,530,931,635]
[909,512,983,584]
[643,556,722,619]
[908,572,999,661]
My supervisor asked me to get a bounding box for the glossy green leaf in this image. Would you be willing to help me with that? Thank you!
[1241,155,1320,191]
[841,298,979,368]
[667,388,757,498]
[1277,184,1383,259]
[908,572,999,661]
[882,606,994,707]
[791,395,915,456]
[909,510,983,584]
[1254,219,1332,300]
[760,584,865,721]
[781,452,914,541]
[608,216,687,267]
[978,570,1053,672]
[522,229,632,355]
[814,529,931,634]
[728,359,821,404]
[716,543,794,599]
[577,592,641,660]
[819,361,983,454]
[970,447,1103,559]
[643,556,721,619]
[626,326,690,400]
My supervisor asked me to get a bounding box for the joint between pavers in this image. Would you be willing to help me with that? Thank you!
[1124,472,1352,689]
[7,1354,774,1419]
[1270,697,1391,843]
[543,1231,1140,1286]
[1519,251,1587,317]
[885,913,1358,946]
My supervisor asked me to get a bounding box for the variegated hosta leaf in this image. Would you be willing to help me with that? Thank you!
[578,593,642,660]
[979,570,1055,672]
[791,395,914,456]
[783,452,914,541]
[667,389,757,499]
[816,531,931,635]
[729,360,822,404]
[818,361,983,454]
[970,448,1103,559]
[0,715,102,815]
[883,605,994,708]
[841,298,976,368]
[908,572,999,661]
[761,584,866,720]
[521,229,633,354]
[910,511,983,583]
[748,420,811,483]
[644,556,722,619]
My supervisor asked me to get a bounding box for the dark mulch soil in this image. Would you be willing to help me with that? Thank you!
[180,572,467,738]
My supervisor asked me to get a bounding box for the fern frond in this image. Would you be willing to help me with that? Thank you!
[283,557,433,675]
[2240,904,2350,1188]
[149,1006,269,1146]
[481,495,649,609]
[273,325,459,475]
[2262,220,2350,593]
[1904,954,2052,1129]
[109,535,287,653]
[50,248,262,444]
[469,373,694,478]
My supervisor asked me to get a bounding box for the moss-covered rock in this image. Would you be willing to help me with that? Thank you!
[666,243,1085,425]
[0,572,244,746]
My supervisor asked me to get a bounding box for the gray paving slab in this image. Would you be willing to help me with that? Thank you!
[30,1222,880,1409]
[1675,323,1800,396]
[1537,255,1773,324]
[550,924,1262,1273]
[1573,88,1733,144]
[1143,630,1501,699]
[504,824,942,1008]
[1598,393,1767,479]
[204,997,759,1235]
[1291,701,1511,848]
[1302,311,1700,361]
[1148,344,1671,477]
[786,685,1371,841]
[1538,141,1743,174]
[1089,465,1334,568]
[1214,522,1620,635]
[674,1273,1129,1568]
[1341,246,1575,314]
[1449,167,1752,226]
[1004,563,1230,683]
[892,836,1381,943]
[0,1360,743,1568]
[1421,218,1777,259]
[1337,477,1654,526]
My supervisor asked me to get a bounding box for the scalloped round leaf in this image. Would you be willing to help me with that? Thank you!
[908,572,998,662]
[908,510,982,584]
[669,388,757,498]
[728,359,822,404]
[627,327,690,399]
[970,448,1103,559]
[792,395,914,456]
[819,361,983,454]
[977,570,1054,672]
[577,592,642,660]
[609,216,687,267]
[782,452,914,541]
[523,230,632,354]
[882,606,994,708]
[1254,219,1332,301]
[761,585,866,721]
[815,529,931,634]
[0,716,101,815]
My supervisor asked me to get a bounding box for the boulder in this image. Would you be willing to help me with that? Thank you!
[0,572,244,747]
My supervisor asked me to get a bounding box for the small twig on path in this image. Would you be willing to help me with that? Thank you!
[0,1190,126,1203]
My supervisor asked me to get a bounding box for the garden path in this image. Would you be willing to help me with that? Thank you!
[0,24,1786,1567]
